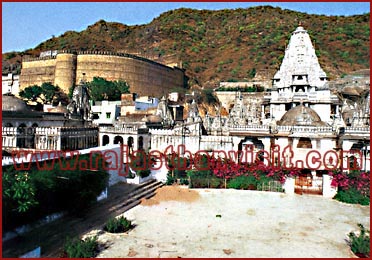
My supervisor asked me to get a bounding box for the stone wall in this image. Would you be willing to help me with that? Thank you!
[20,58,57,89]
[20,51,186,96]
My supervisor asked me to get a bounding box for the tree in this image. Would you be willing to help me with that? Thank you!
[19,85,43,104]
[42,82,59,103]
[86,77,130,102]
[19,82,68,110]
[202,88,218,104]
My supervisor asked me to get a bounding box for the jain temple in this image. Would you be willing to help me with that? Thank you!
[2,25,370,197]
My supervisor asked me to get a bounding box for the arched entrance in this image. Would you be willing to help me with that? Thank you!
[127,136,134,154]
[102,135,110,146]
[16,123,27,148]
[138,136,144,150]
[238,137,264,163]
[297,137,312,148]
[114,136,123,144]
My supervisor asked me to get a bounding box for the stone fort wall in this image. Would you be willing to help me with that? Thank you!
[20,50,187,97]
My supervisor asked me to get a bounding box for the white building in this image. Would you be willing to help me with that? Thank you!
[2,73,20,96]
[91,100,121,126]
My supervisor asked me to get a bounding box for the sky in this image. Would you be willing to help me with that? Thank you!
[2,2,370,53]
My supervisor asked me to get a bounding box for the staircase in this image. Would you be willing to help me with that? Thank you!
[109,179,164,214]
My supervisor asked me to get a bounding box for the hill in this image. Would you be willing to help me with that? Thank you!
[2,6,370,88]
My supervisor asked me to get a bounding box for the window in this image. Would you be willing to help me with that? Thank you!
[297,137,312,148]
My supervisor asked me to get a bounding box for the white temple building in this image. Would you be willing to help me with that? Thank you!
[266,25,340,124]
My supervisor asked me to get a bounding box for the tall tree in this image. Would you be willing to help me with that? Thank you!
[86,77,130,101]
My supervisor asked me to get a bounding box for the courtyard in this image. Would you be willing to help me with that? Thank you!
[94,186,369,258]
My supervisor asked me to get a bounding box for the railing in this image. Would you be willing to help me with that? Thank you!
[257,181,284,192]
[99,126,138,134]
[229,125,270,133]
[276,125,334,133]
[344,127,370,134]
[150,129,175,135]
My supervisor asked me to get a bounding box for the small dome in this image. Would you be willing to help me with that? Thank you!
[48,102,68,113]
[146,115,163,123]
[278,105,327,126]
[2,94,31,112]
[342,86,360,96]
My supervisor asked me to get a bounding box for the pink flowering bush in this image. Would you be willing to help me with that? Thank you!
[329,170,370,205]
[188,155,301,189]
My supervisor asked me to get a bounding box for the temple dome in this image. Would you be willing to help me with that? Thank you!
[342,86,363,96]
[277,105,327,126]
[47,102,68,113]
[2,94,31,112]
[144,114,163,123]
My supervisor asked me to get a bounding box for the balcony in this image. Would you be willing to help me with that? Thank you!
[292,92,309,102]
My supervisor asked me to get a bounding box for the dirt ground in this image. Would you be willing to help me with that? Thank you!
[91,187,370,258]
[140,185,200,206]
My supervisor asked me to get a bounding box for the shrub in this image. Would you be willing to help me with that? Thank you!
[348,224,370,258]
[209,177,223,188]
[104,216,133,233]
[64,236,99,258]
[334,187,370,205]
[138,169,151,178]
[202,88,218,104]
[189,176,209,188]
[227,176,258,190]
[179,178,189,186]
[166,171,176,185]
[130,151,153,178]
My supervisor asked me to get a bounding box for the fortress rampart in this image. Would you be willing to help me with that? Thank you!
[20,50,187,96]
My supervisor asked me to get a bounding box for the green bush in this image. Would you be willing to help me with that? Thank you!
[104,216,133,233]
[227,176,257,190]
[189,176,209,188]
[334,187,370,205]
[179,178,189,185]
[166,171,176,185]
[189,176,222,188]
[209,177,223,188]
[64,236,99,258]
[348,224,370,258]
[137,169,151,178]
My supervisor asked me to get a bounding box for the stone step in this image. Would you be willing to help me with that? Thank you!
[113,182,164,216]
[109,181,163,213]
